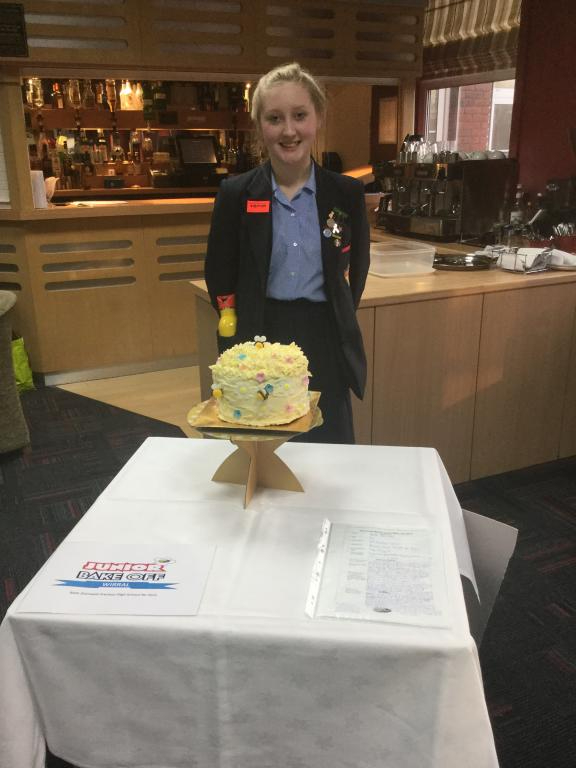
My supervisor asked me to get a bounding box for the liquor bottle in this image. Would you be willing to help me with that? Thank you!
[49,145,61,177]
[97,130,109,163]
[51,82,64,109]
[40,144,53,178]
[111,133,125,162]
[81,80,96,109]
[130,131,141,163]
[105,79,117,112]
[142,133,154,163]
[243,82,251,113]
[95,81,105,109]
[134,82,144,110]
[30,78,44,108]
[152,81,167,111]
[120,80,135,110]
[228,83,242,112]
[66,79,82,109]
[24,79,34,106]
[142,81,154,121]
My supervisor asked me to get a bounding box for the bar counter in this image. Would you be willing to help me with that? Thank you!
[0,198,216,380]
[190,237,576,483]
[0,197,213,221]
[2,192,575,483]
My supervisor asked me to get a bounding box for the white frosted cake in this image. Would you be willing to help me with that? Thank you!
[210,336,311,426]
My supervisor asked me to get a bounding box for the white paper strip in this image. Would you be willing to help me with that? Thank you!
[305,518,332,618]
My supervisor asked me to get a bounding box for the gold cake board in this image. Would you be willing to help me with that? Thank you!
[187,392,322,508]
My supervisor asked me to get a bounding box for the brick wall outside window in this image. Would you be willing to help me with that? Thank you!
[456,83,493,152]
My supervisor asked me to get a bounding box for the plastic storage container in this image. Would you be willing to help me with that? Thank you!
[369,241,436,277]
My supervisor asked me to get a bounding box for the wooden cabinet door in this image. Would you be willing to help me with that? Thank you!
[372,295,482,483]
[560,304,576,458]
[472,283,576,478]
[351,307,375,445]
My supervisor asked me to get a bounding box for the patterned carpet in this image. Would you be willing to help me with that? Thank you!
[1,386,575,768]
[456,458,576,768]
[0,386,184,621]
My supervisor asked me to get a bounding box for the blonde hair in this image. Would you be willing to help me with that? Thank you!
[250,62,326,125]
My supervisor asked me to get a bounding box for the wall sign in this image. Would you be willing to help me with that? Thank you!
[0,3,28,58]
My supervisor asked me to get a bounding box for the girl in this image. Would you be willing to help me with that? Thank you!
[205,62,370,443]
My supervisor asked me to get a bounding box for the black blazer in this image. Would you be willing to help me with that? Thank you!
[205,160,370,398]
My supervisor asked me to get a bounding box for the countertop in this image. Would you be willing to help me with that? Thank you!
[189,230,576,307]
[0,165,373,221]
[0,197,215,221]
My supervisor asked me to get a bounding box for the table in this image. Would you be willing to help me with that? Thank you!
[0,438,499,768]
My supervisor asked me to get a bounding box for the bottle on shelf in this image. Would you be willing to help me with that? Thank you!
[141,133,154,163]
[217,83,228,110]
[81,80,96,109]
[130,131,141,163]
[95,81,106,109]
[111,133,125,162]
[24,80,34,106]
[66,80,82,109]
[30,78,44,108]
[40,144,53,177]
[134,82,144,110]
[243,82,251,114]
[96,129,109,163]
[120,80,137,110]
[49,144,61,178]
[105,79,118,112]
[142,81,154,121]
[51,82,64,110]
[228,83,243,112]
[152,81,168,111]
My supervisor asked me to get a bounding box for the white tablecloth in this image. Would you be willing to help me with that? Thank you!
[0,438,499,768]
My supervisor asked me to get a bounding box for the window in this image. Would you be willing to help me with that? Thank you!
[425,79,515,154]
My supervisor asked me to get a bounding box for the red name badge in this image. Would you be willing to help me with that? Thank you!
[247,200,270,213]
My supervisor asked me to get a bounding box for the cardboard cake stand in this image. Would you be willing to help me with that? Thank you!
[187,392,322,508]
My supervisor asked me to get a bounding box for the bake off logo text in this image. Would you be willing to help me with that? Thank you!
[56,558,177,590]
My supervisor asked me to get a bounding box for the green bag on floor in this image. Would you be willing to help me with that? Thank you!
[11,336,35,392]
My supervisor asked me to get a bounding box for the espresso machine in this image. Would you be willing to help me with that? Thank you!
[373,159,516,242]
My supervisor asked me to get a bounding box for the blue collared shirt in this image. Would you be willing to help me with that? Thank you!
[266,166,326,301]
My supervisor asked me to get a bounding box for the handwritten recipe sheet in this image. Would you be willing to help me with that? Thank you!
[307,521,450,628]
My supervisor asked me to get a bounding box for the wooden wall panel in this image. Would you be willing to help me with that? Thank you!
[13,0,142,67]
[140,0,259,73]
[472,283,576,478]
[351,306,374,445]
[258,1,423,78]
[4,1,424,79]
[141,213,211,360]
[341,2,423,78]
[372,295,482,483]
[24,218,152,372]
[0,225,38,357]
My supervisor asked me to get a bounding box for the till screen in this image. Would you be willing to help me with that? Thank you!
[178,138,217,165]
